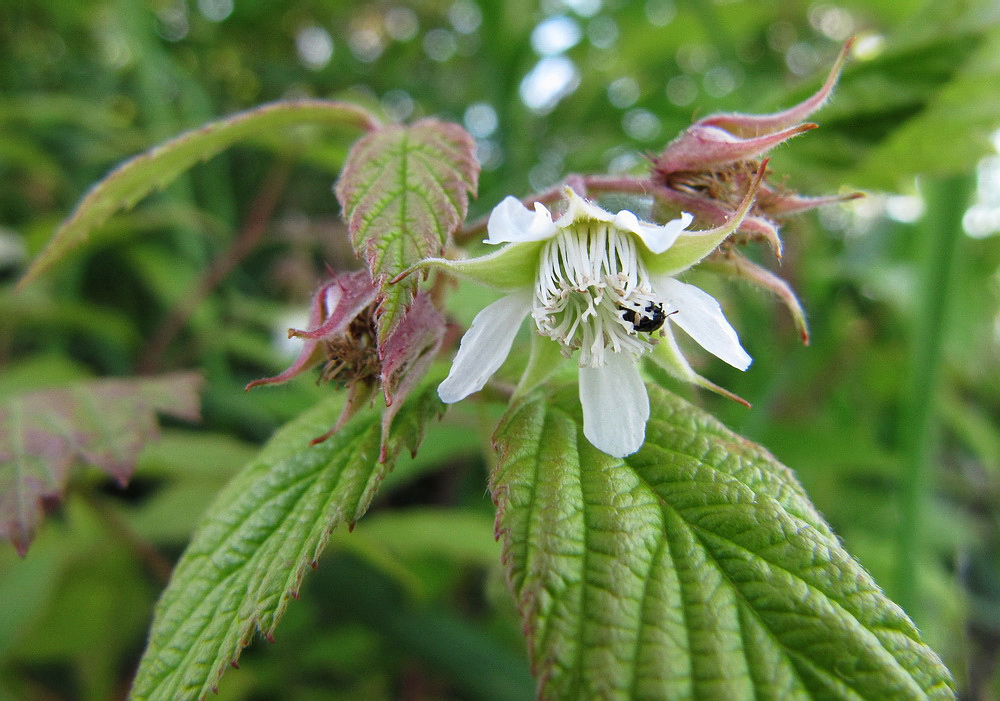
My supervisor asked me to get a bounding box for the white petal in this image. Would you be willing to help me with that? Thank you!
[438,291,531,403]
[616,210,694,254]
[554,187,615,227]
[579,352,649,458]
[658,278,752,370]
[486,197,557,244]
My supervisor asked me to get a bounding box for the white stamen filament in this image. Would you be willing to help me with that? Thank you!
[532,223,665,367]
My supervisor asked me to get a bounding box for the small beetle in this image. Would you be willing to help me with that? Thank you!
[621,303,668,333]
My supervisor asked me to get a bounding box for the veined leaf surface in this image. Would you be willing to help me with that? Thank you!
[131,385,442,699]
[491,383,955,700]
[335,119,478,334]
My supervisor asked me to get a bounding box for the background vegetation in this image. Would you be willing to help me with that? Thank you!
[2,0,1000,698]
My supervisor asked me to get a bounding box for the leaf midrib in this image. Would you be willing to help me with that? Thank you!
[145,424,375,697]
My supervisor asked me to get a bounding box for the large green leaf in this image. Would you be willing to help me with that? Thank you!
[130,384,442,700]
[491,382,955,699]
[19,99,379,287]
[850,30,1000,189]
[335,119,479,335]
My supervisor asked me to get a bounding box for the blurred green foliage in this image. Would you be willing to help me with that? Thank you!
[2,0,1000,699]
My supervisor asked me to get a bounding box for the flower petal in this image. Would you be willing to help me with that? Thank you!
[554,187,616,227]
[438,291,531,403]
[650,326,750,407]
[486,197,557,244]
[578,352,649,458]
[615,209,694,254]
[658,278,752,370]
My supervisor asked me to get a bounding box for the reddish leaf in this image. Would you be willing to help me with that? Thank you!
[245,270,379,391]
[335,120,478,334]
[378,291,446,460]
[0,372,203,555]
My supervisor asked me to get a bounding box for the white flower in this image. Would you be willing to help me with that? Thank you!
[423,185,759,458]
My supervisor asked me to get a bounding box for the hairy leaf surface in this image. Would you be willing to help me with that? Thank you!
[491,383,955,700]
[131,385,442,700]
[0,373,203,555]
[19,100,379,287]
[335,120,478,334]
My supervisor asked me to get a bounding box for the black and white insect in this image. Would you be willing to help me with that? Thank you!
[621,302,669,333]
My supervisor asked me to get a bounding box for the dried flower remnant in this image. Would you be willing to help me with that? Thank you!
[247,268,445,452]
[648,39,861,342]
[247,269,380,393]
[318,312,381,388]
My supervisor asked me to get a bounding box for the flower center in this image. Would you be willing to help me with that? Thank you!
[532,222,666,367]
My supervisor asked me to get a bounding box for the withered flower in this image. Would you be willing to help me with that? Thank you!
[248,269,444,455]
[649,39,861,342]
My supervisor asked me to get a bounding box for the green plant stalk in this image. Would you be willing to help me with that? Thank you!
[895,174,972,618]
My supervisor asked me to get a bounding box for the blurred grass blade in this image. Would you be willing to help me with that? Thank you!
[894,175,973,617]
[491,383,956,699]
[322,552,535,701]
[18,100,380,289]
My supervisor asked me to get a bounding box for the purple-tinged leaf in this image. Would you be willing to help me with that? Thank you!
[335,120,479,335]
[0,373,203,555]
[245,270,378,391]
[378,291,446,460]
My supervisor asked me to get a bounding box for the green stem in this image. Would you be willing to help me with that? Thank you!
[894,175,971,618]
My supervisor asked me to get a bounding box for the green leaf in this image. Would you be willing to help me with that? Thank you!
[18,100,379,288]
[491,382,955,699]
[131,384,443,700]
[851,30,1000,189]
[0,372,203,556]
[335,119,479,334]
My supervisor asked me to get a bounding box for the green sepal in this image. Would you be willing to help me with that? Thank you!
[409,240,543,291]
[649,327,750,406]
[513,333,565,401]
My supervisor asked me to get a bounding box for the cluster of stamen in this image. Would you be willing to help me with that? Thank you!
[532,222,665,367]
[320,309,380,387]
